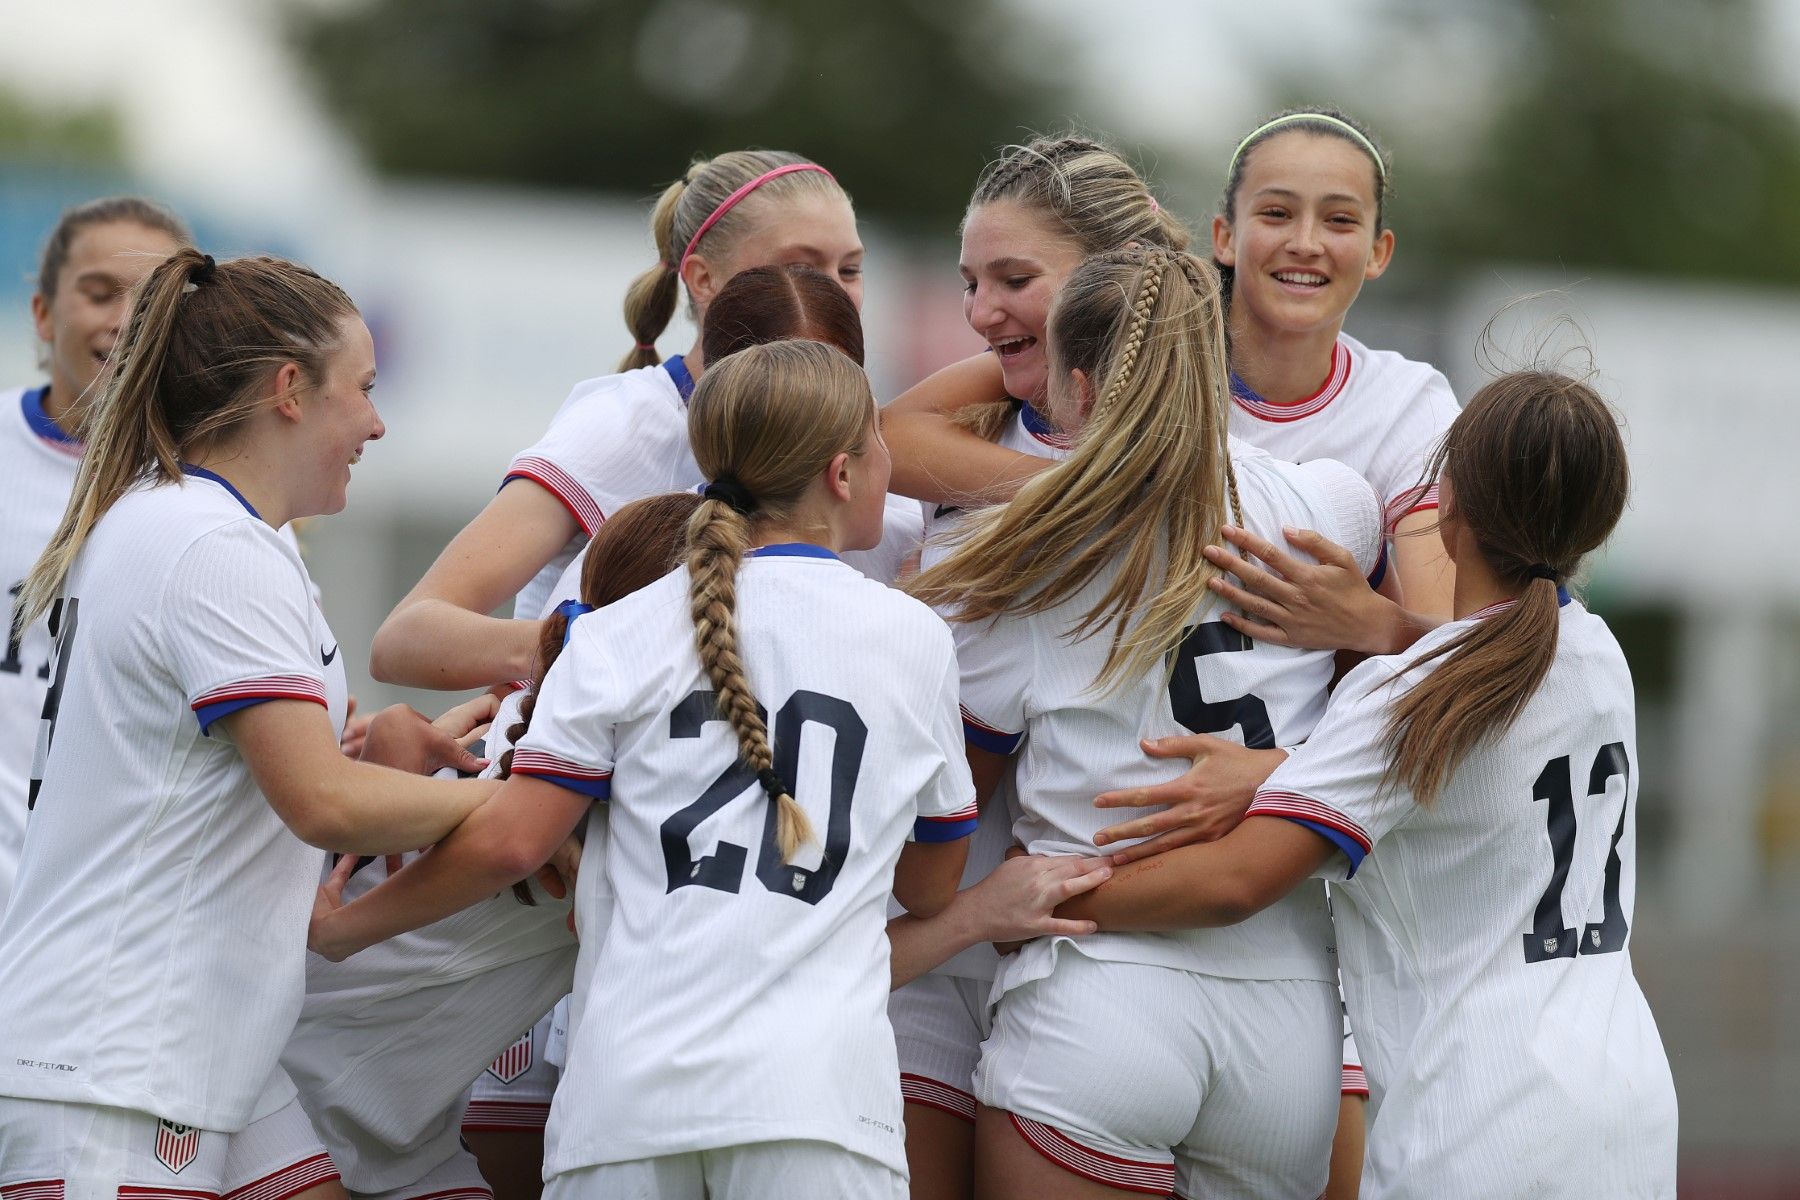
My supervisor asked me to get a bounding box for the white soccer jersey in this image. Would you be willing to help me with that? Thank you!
[0,385,82,909]
[918,399,1070,573]
[1228,332,1459,531]
[955,441,1383,983]
[511,544,977,1177]
[839,491,925,585]
[0,468,346,1131]
[1246,596,1677,1198]
[506,358,702,620]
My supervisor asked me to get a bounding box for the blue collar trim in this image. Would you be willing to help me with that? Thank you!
[1557,585,1571,607]
[1016,398,1058,439]
[663,354,695,402]
[22,386,79,446]
[1228,372,1259,406]
[749,543,839,561]
[181,463,261,520]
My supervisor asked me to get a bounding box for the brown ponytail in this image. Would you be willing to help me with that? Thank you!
[1385,370,1629,805]
[684,339,876,862]
[499,490,703,902]
[21,249,356,628]
[619,150,849,372]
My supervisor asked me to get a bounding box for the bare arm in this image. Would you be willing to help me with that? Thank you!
[1055,816,1334,932]
[228,700,501,855]
[1388,507,1455,627]
[370,481,580,689]
[882,354,1054,505]
[309,774,589,960]
[887,852,1112,989]
[1092,736,1290,864]
[893,838,969,919]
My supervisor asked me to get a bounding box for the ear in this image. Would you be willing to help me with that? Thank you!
[1364,227,1396,282]
[682,253,722,314]
[269,361,307,424]
[30,292,53,347]
[1211,214,1236,269]
[1072,367,1098,423]
[824,450,854,504]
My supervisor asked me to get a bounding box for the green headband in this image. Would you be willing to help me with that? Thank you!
[1229,113,1385,182]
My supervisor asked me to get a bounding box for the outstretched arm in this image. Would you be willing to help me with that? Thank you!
[371,481,578,690]
[309,774,589,960]
[1055,816,1334,932]
[883,354,1054,505]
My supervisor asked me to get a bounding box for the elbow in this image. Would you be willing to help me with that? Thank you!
[367,617,407,685]
[1202,872,1274,928]
[893,876,956,920]
[284,792,356,853]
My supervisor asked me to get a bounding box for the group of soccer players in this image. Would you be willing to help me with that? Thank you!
[0,108,1676,1200]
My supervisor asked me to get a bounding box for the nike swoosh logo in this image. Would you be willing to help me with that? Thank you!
[321,644,338,666]
[933,504,962,520]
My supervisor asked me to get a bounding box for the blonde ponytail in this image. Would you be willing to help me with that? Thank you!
[20,248,357,631]
[911,247,1237,693]
[683,339,876,863]
[619,150,848,373]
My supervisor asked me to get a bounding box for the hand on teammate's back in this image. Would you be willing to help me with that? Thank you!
[1204,524,1395,655]
[1092,735,1287,863]
[976,850,1114,954]
[358,695,497,777]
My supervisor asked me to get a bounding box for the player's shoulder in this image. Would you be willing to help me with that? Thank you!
[547,364,683,431]
[1340,332,1460,422]
[1232,440,1375,536]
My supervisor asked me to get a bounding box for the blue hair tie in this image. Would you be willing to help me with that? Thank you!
[553,599,595,646]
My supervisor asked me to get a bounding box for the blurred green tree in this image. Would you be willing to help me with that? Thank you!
[292,0,1072,229]
[1411,0,1800,285]
[0,87,122,167]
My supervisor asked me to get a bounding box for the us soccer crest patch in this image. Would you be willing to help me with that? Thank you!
[486,1028,533,1085]
[155,1118,200,1173]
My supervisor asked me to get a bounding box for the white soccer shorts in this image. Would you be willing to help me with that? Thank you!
[350,1146,491,1200]
[0,1089,337,1200]
[463,1008,559,1134]
[975,945,1339,1199]
[889,971,990,1124]
[543,1140,907,1200]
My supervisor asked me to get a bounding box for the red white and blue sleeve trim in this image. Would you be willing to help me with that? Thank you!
[502,455,606,536]
[1366,542,1390,590]
[1246,788,1373,875]
[192,674,327,734]
[961,705,1023,755]
[1342,1063,1370,1096]
[1383,483,1440,536]
[509,748,613,799]
[914,799,979,843]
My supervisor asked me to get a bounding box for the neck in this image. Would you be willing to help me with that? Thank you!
[683,335,705,378]
[1228,304,1343,403]
[186,443,289,528]
[1449,553,1511,620]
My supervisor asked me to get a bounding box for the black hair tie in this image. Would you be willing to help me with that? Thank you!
[757,767,787,799]
[187,254,217,286]
[1524,563,1560,582]
[703,475,758,517]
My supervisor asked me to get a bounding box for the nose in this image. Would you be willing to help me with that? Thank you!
[1287,213,1324,257]
[966,282,1002,334]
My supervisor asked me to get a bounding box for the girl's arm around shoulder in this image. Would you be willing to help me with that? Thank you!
[882,353,1052,505]
[371,479,578,689]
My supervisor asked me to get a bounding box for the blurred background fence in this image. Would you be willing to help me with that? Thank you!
[2,1,1796,1191]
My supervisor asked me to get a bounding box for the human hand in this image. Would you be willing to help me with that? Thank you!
[1093,734,1286,864]
[964,852,1114,953]
[339,695,372,759]
[1204,524,1397,655]
[359,701,493,776]
[308,854,358,962]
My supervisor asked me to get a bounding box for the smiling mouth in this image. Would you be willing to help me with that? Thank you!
[1272,270,1329,289]
[349,448,363,466]
[993,335,1037,359]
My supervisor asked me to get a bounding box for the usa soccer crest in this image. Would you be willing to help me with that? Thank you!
[155,1119,200,1173]
[487,1029,533,1085]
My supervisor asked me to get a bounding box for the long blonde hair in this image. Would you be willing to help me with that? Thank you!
[911,246,1238,693]
[20,248,356,629]
[620,150,849,372]
[956,133,1191,440]
[684,339,875,860]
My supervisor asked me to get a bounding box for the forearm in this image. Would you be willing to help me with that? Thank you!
[887,902,983,990]
[1365,593,1444,656]
[311,794,538,959]
[372,600,540,689]
[883,409,1053,505]
[1054,849,1253,932]
[316,763,501,855]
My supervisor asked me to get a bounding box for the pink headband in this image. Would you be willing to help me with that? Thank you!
[676,163,836,276]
